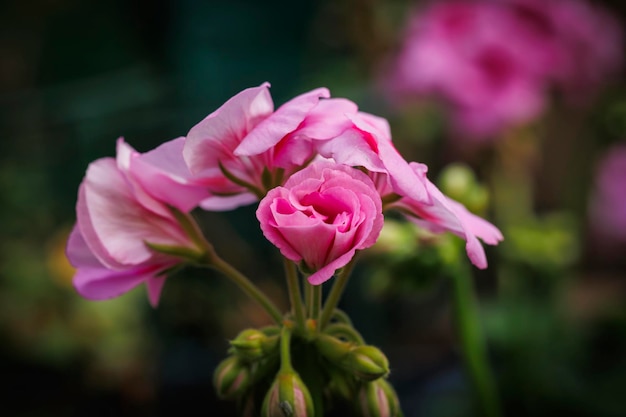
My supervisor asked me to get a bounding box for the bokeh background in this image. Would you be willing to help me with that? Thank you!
[1,0,626,416]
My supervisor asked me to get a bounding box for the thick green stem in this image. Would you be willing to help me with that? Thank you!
[209,254,283,324]
[319,258,357,330]
[308,284,322,325]
[284,259,306,330]
[451,263,502,417]
[279,325,294,372]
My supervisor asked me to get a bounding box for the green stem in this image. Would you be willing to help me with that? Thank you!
[309,284,322,325]
[279,325,294,372]
[284,259,306,330]
[319,258,357,330]
[208,253,283,324]
[451,263,502,417]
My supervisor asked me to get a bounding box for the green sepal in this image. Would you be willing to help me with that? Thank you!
[144,241,206,263]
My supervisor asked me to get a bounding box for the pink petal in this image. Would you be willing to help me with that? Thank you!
[184,82,274,176]
[132,137,210,213]
[78,158,189,267]
[199,192,259,211]
[307,248,358,285]
[234,87,330,156]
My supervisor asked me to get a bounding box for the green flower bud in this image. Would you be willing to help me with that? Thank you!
[230,328,279,361]
[262,370,315,417]
[356,379,402,417]
[344,345,390,381]
[213,356,251,399]
[438,163,475,201]
[315,334,389,381]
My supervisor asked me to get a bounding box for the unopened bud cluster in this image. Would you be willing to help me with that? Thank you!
[214,318,401,416]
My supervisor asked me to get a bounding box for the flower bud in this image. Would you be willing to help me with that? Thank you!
[213,356,251,399]
[343,345,390,381]
[262,371,315,417]
[315,334,389,381]
[356,379,401,417]
[230,328,279,361]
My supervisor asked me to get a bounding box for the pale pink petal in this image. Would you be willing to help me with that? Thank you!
[79,158,190,267]
[132,137,210,212]
[69,226,169,301]
[199,192,259,211]
[294,98,357,140]
[234,87,330,156]
[116,138,171,218]
[74,265,160,301]
[183,82,274,176]
[348,113,430,203]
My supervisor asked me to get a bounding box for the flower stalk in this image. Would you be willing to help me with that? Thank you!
[206,251,283,324]
[450,262,502,417]
[284,259,306,330]
[320,258,357,329]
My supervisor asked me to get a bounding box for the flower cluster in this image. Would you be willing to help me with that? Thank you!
[66,82,504,416]
[67,82,502,304]
[385,0,623,138]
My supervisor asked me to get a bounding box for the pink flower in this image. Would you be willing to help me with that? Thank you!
[235,92,432,203]
[257,161,384,285]
[383,0,622,139]
[66,138,208,306]
[386,0,547,138]
[504,0,623,99]
[183,82,330,210]
[387,163,503,269]
[589,144,626,244]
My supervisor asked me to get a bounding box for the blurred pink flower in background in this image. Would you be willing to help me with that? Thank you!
[589,144,626,245]
[384,0,623,139]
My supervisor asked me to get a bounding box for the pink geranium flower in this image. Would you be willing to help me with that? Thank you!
[67,138,209,306]
[384,0,622,139]
[257,161,384,285]
[183,82,331,210]
[386,0,548,138]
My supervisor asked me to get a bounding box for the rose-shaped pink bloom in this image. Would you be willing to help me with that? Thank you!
[387,163,503,269]
[67,138,208,306]
[589,144,626,244]
[257,161,384,285]
[183,82,331,210]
